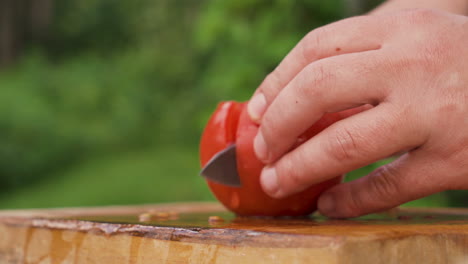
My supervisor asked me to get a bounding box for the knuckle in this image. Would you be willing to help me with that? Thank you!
[310,64,333,89]
[392,8,439,28]
[435,138,468,189]
[368,165,401,199]
[261,70,283,102]
[337,168,402,218]
[260,110,289,156]
[260,112,277,144]
[295,64,333,100]
[449,151,468,175]
[302,28,324,61]
[405,8,438,24]
[326,126,361,162]
[341,187,366,218]
[419,39,452,73]
[276,156,304,191]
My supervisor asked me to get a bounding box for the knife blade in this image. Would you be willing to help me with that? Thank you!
[200,144,241,187]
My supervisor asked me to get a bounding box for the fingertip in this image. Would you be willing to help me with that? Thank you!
[318,193,337,217]
[318,186,361,219]
[253,132,270,163]
[260,166,285,198]
[248,92,267,122]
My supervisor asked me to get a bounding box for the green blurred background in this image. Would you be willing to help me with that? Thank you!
[0,0,465,209]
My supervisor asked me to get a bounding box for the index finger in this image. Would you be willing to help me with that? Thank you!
[248,15,386,121]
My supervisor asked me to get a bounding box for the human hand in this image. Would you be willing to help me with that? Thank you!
[247,9,468,218]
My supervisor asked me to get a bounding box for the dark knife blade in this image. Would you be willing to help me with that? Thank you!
[200,144,241,187]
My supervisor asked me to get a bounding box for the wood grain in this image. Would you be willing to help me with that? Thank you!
[1,202,468,264]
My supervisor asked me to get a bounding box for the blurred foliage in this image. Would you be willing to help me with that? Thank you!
[0,0,202,191]
[0,0,345,193]
[0,147,212,209]
[0,0,464,208]
[194,0,345,101]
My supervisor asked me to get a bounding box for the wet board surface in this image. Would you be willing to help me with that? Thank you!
[1,202,468,263]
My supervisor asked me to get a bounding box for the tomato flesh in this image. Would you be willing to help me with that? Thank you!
[200,101,346,216]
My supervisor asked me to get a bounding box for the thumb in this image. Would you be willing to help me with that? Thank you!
[317,151,447,218]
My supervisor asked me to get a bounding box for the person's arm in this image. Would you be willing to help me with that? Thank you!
[370,0,468,15]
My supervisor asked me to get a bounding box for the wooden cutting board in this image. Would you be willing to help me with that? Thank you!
[1,202,468,264]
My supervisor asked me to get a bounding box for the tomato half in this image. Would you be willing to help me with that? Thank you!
[200,101,348,216]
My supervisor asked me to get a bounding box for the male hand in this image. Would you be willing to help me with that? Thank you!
[247,9,468,218]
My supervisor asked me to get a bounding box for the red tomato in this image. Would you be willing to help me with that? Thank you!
[200,101,246,212]
[200,101,244,165]
[200,101,348,216]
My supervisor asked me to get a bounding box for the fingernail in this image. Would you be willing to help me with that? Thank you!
[248,93,266,122]
[254,132,269,162]
[260,166,280,197]
[319,194,336,216]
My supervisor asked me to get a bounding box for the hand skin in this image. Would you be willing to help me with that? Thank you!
[247,6,468,218]
[370,0,468,16]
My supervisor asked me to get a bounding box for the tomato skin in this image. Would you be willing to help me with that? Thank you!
[200,101,349,216]
[199,101,245,209]
[200,101,244,165]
